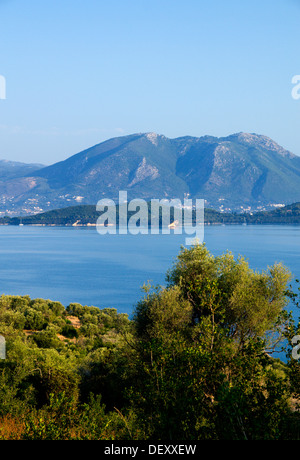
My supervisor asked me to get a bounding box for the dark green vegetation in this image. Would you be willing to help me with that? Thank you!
[1,132,300,215]
[1,201,300,227]
[205,201,300,225]
[1,244,300,440]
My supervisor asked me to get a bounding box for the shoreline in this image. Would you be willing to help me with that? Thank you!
[0,222,299,227]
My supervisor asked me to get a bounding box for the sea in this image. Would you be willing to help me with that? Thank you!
[0,224,299,322]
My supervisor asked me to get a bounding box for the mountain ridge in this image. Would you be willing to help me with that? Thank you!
[1,132,300,216]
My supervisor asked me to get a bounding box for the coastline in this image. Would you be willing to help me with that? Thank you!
[0,222,299,227]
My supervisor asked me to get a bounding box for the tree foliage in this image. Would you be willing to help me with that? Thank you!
[0,244,299,439]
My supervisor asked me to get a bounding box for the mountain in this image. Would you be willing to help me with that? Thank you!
[0,159,45,180]
[1,132,300,215]
[0,160,46,214]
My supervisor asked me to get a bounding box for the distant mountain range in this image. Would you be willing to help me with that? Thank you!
[1,132,300,215]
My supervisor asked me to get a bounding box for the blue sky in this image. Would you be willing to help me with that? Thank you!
[0,0,300,164]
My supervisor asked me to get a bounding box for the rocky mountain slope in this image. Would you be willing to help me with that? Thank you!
[1,132,300,215]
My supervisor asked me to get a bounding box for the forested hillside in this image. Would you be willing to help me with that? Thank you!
[1,201,300,226]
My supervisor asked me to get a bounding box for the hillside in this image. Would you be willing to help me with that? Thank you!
[0,160,45,180]
[1,201,300,226]
[1,132,300,215]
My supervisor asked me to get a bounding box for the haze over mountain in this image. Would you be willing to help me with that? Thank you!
[1,132,300,215]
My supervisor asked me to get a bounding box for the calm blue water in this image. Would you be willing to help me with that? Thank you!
[0,225,299,320]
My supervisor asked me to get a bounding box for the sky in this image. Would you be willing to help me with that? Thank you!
[0,0,300,165]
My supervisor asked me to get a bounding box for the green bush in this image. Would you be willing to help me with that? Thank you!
[60,324,78,339]
[24,308,46,330]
